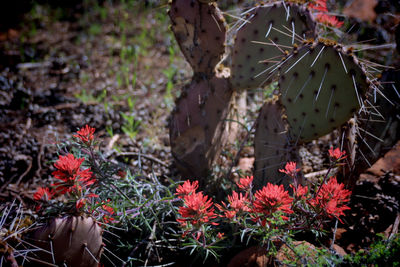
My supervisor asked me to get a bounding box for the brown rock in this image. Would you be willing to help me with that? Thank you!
[238,157,255,173]
[227,246,272,267]
[332,244,347,257]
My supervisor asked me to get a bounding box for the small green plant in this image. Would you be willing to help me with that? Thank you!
[120,97,141,140]
[345,233,400,266]
[88,23,102,35]
[74,88,107,104]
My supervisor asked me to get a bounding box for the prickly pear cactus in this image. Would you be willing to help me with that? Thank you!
[168,0,227,74]
[31,216,103,267]
[170,75,233,179]
[168,0,385,190]
[340,70,400,188]
[278,41,369,142]
[254,97,300,189]
[231,1,316,89]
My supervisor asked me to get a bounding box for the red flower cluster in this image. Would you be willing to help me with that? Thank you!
[308,0,328,12]
[95,199,115,223]
[176,164,352,245]
[76,193,99,210]
[253,183,293,225]
[175,180,198,199]
[52,154,95,194]
[74,124,95,144]
[308,0,344,28]
[279,162,300,178]
[328,147,347,161]
[216,191,251,219]
[51,153,98,210]
[177,191,218,227]
[316,13,344,28]
[33,187,53,201]
[236,176,253,191]
[33,187,53,211]
[311,177,351,222]
[290,184,308,200]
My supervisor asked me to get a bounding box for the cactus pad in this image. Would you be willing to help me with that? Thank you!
[253,98,299,189]
[169,0,227,74]
[32,216,103,267]
[278,41,369,143]
[231,1,316,90]
[170,75,233,179]
[353,70,400,177]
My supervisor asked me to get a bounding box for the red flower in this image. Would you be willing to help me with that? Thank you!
[175,180,199,199]
[177,191,217,227]
[290,184,309,200]
[194,231,202,241]
[308,0,344,28]
[117,170,127,178]
[52,154,95,194]
[279,162,300,178]
[308,0,328,12]
[76,193,99,210]
[101,200,114,215]
[236,176,253,191]
[76,198,87,210]
[311,177,351,222]
[253,183,293,225]
[328,147,347,161]
[52,154,85,181]
[316,13,344,28]
[91,201,116,224]
[228,191,251,212]
[216,191,251,219]
[33,187,52,201]
[74,125,95,144]
[217,232,224,239]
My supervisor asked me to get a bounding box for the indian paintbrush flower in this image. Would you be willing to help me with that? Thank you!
[253,183,293,225]
[74,124,95,145]
[236,176,253,191]
[175,180,199,199]
[279,161,300,178]
[311,176,351,222]
[33,187,53,201]
[52,153,95,195]
[308,0,344,28]
[177,191,217,227]
[328,147,347,161]
[216,191,251,219]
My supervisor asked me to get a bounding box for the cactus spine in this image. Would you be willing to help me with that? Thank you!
[168,0,386,190]
[278,41,369,143]
[170,75,232,178]
[168,0,227,75]
[231,1,316,89]
[168,0,233,180]
[254,97,300,189]
[31,216,103,267]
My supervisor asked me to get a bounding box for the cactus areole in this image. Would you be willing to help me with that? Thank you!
[168,0,227,75]
[278,41,369,142]
[231,1,316,90]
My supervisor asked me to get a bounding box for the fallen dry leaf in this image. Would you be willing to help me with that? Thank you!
[367,141,400,177]
[343,0,378,22]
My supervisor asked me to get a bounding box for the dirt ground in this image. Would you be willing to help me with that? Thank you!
[0,0,400,266]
